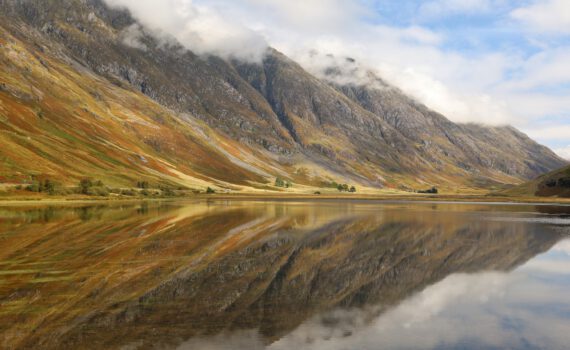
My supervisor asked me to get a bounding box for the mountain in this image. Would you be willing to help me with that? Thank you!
[0,0,566,193]
[505,165,570,198]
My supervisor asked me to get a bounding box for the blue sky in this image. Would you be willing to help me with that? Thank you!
[106,0,570,158]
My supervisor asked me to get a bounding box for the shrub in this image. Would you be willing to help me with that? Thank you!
[121,189,137,196]
[42,179,57,195]
[89,187,109,197]
[78,178,108,196]
[558,178,570,188]
[26,182,40,192]
[418,187,438,194]
[24,178,59,194]
[79,178,93,194]
[137,181,150,189]
[206,187,216,194]
[161,188,176,197]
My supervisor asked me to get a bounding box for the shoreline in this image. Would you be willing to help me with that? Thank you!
[0,193,569,206]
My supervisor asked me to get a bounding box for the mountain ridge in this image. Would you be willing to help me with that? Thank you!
[0,0,566,193]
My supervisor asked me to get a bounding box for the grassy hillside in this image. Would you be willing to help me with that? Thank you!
[0,25,283,192]
[504,165,570,198]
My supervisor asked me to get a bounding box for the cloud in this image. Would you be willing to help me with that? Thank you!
[103,0,268,61]
[524,125,570,143]
[242,0,366,32]
[554,146,570,160]
[552,239,570,255]
[419,0,495,19]
[119,24,147,50]
[511,0,570,34]
[102,0,570,149]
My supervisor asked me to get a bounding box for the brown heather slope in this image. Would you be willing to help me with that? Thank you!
[0,25,273,191]
[0,0,566,193]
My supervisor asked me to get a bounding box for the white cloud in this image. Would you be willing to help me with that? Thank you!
[501,48,570,90]
[554,146,570,160]
[242,0,365,32]
[511,0,570,34]
[103,0,268,61]
[524,125,570,142]
[552,239,570,254]
[119,23,147,50]
[419,0,495,19]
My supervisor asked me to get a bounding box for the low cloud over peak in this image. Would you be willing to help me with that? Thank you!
[102,0,570,150]
[103,0,268,62]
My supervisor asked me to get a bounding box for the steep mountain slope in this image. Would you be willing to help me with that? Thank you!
[323,59,565,181]
[0,0,566,192]
[505,165,570,198]
[0,24,274,191]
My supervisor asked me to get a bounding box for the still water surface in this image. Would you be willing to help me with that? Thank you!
[0,200,569,349]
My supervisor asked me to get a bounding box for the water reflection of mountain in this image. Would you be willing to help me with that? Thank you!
[0,202,563,349]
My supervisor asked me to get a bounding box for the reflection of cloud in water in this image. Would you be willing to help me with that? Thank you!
[551,239,570,255]
[179,240,570,350]
[521,238,570,275]
[490,217,570,225]
[177,331,265,350]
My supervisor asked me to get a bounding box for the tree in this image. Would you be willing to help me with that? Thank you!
[418,187,438,194]
[137,181,149,189]
[349,186,356,193]
[79,178,93,194]
[26,182,40,192]
[206,187,216,194]
[42,179,56,195]
[275,177,285,187]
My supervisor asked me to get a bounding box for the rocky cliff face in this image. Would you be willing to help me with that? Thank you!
[0,0,566,191]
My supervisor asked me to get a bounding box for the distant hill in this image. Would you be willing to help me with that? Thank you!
[505,165,570,198]
[0,0,566,193]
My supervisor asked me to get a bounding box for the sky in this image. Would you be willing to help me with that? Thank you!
[103,0,570,159]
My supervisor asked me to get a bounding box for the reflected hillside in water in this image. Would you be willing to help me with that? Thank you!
[0,201,566,349]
